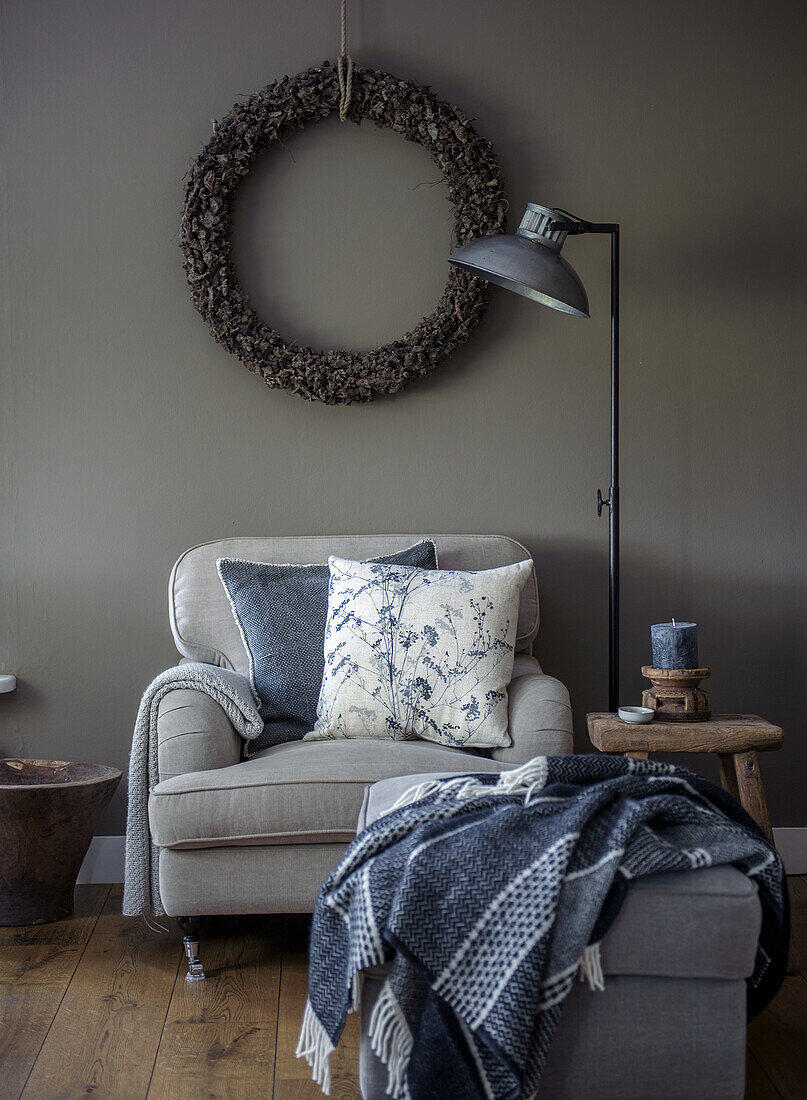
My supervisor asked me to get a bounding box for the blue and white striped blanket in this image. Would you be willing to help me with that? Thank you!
[298,755,788,1099]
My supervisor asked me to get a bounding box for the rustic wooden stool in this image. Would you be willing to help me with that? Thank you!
[586,713,783,841]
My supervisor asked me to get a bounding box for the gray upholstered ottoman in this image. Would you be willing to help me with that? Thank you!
[356,773,762,1100]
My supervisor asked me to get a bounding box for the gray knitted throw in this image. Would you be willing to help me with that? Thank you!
[122,662,263,916]
[298,755,788,1099]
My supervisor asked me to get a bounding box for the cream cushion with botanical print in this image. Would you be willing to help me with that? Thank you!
[306,556,532,748]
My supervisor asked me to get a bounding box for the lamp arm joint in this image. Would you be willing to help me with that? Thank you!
[549,210,619,236]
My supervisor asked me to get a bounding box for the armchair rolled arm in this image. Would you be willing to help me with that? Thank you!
[492,659,574,764]
[157,688,242,782]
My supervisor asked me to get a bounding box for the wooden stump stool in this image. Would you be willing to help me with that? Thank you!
[0,758,122,925]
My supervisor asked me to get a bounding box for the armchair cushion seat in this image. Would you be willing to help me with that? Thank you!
[148,739,511,851]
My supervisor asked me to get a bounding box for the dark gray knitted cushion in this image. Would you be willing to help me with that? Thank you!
[217,541,437,754]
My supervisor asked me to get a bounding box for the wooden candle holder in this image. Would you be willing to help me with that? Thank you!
[641,666,711,723]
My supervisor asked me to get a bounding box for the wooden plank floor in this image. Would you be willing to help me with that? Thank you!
[0,879,805,1098]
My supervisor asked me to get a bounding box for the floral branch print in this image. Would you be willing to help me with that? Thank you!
[315,561,517,745]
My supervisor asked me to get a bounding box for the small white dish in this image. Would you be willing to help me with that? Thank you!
[618,706,654,725]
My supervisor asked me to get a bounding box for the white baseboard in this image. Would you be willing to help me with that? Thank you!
[77,835,126,884]
[75,829,807,886]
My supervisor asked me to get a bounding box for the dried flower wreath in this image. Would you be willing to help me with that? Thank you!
[180,63,506,404]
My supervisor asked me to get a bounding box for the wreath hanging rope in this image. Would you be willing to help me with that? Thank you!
[180,52,506,404]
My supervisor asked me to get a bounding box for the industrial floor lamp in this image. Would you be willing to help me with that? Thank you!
[449,204,621,711]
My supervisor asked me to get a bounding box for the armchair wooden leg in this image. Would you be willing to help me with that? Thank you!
[176,916,207,982]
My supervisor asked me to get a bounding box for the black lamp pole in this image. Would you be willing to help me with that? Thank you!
[609,224,620,714]
[448,205,622,711]
[558,216,621,713]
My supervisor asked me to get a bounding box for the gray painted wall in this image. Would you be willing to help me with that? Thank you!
[1,0,805,833]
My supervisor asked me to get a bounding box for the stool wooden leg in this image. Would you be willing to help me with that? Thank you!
[731,752,798,973]
[717,754,740,801]
[624,751,648,760]
[733,751,774,842]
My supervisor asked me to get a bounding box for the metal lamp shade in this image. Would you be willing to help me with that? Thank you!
[448,203,590,318]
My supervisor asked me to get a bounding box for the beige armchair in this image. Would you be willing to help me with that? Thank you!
[144,536,573,976]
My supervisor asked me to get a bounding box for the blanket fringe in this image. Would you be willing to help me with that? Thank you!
[495,757,549,805]
[579,942,605,991]
[296,999,335,1095]
[368,980,414,1099]
[385,757,550,815]
[386,777,447,813]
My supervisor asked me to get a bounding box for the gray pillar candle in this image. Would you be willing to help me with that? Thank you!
[651,620,699,670]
